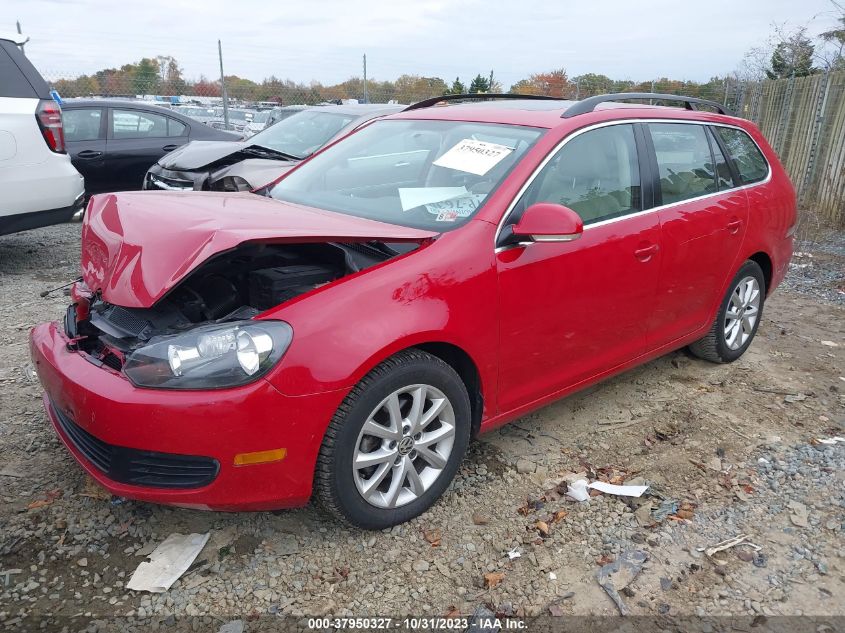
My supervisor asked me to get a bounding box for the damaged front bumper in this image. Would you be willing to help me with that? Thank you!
[29,321,347,511]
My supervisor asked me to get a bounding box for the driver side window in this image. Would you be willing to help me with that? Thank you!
[520,124,642,226]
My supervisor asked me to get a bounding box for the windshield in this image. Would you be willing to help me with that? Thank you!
[248,110,357,159]
[269,119,544,231]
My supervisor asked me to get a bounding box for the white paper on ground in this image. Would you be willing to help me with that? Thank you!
[398,187,467,211]
[816,436,845,445]
[433,139,514,176]
[588,481,649,497]
[126,532,210,593]
[566,479,590,502]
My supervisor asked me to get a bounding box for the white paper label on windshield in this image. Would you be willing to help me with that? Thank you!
[425,193,486,221]
[432,139,514,176]
[398,187,467,211]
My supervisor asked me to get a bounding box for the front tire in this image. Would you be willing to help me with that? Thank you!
[689,260,765,363]
[314,349,471,529]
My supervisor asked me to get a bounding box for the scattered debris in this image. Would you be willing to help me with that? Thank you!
[535,521,550,537]
[784,393,808,403]
[26,489,62,510]
[483,571,505,589]
[0,569,22,587]
[652,499,679,522]
[813,436,845,445]
[79,476,112,501]
[565,480,590,502]
[596,550,647,615]
[507,548,521,560]
[466,605,498,633]
[548,572,557,580]
[820,340,839,347]
[588,481,648,497]
[423,528,442,547]
[699,534,761,566]
[126,533,210,593]
[472,513,489,525]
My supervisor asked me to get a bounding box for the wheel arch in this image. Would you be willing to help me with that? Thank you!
[413,342,484,438]
[349,337,487,439]
[747,251,773,294]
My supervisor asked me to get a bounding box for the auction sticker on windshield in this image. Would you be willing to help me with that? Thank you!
[433,139,514,176]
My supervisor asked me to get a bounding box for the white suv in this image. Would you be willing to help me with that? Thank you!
[0,32,84,236]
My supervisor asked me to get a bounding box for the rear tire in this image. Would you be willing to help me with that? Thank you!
[314,349,470,529]
[689,260,765,363]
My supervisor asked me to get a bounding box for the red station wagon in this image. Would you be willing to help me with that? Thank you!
[30,93,796,528]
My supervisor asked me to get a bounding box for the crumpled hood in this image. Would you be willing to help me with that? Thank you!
[158,140,246,170]
[81,191,437,308]
[210,158,297,190]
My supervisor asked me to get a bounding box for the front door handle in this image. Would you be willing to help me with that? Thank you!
[634,243,659,262]
[726,219,743,234]
[162,144,179,152]
[77,150,102,159]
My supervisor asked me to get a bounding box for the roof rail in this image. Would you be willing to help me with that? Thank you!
[405,93,564,112]
[561,93,732,118]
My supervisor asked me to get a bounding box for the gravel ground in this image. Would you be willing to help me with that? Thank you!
[0,221,843,630]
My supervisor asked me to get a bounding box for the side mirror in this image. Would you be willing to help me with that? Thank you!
[511,203,583,243]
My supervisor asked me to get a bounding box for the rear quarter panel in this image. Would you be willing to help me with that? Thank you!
[734,121,796,293]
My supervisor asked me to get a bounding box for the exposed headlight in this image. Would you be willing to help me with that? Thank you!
[214,175,252,192]
[123,320,292,389]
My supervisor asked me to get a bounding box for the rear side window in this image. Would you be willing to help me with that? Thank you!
[707,128,734,190]
[714,127,769,185]
[64,108,103,141]
[648,123,717,204]
[521,124,642,225]
[0,41,50,99]
[112,109,185,139]
[167,119,187,137]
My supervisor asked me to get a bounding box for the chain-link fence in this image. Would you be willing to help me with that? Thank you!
[41,69,845,226]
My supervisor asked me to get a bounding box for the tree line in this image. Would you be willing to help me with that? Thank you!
[50,5,845,105]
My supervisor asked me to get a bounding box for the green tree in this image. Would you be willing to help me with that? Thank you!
[468,73,490,93]
[133,58,160,94]
[444,77,465,95]
[766,28,818,78]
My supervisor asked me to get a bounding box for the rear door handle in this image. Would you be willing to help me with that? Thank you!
[726,219,743,234]
[77,150,102,159]
[162,144,179,152]
[634,243,659,261]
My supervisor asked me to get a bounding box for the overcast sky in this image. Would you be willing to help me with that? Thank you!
[6,0,843,87]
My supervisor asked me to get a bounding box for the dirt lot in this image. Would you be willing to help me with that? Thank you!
[0,221,843,630]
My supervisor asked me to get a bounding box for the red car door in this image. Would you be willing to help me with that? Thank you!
[495,123,661,413]
[646,123,749,347]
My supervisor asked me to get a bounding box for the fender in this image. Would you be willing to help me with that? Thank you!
[262,220,500,412]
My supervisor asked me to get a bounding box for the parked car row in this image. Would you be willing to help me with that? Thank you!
[62,99,241,195]
[143,103,404,192]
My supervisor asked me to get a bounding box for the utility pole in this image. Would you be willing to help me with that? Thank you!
[218,39,229,129]
[16,20,24,54]
[362,54,368,103]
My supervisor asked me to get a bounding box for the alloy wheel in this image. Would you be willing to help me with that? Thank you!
[352,384,456,509]
[724,276,761,350]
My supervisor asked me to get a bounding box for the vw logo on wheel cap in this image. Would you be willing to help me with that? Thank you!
[397,436,415,455]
